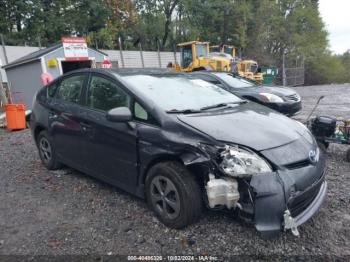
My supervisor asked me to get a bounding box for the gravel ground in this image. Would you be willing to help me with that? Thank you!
[0,84,349,259]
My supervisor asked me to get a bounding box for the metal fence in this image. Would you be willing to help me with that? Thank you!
[0,44,181,83]
[102,49,180,68]
[284,54,305,86]
[284,67,305,86]
[275,54,305,86]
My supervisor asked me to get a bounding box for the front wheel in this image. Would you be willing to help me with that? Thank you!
[346,148,350,162]
[37,130,62,170]
[145,162,202,229]
[317,140,329,152]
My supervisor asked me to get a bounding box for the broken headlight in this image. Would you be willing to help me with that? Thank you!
[220,145,272,177]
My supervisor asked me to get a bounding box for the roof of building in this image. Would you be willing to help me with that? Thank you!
[56,68,182,77]
[3,43,107,70]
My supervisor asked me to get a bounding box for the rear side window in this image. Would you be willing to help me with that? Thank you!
[87,75,131,112]
[55,74,85,103]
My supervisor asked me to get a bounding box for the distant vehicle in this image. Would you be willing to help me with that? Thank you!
[209,52,233,60]
[210,44,263,83]
[191,71,302,116]
[31,68,326,238]
[170,41,231,72]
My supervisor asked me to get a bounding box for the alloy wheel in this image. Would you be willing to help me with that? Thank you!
[150,175,181,220]
[39,137,52,163]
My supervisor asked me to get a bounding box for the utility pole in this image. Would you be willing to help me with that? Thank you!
[1,34,8,64]
[118,37,125,68]
[139,42,145,68]
[157,39,162,68]
[0,72,8,107]
[38,36,42,49]
[282,50,287,86]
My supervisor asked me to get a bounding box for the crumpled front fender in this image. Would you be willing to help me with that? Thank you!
[180,151,211,166]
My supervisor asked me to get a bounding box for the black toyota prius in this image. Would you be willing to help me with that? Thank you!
[30,68,326,238]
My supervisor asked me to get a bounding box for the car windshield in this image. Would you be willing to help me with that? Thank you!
[121,75,241,112]
[214,73,256,88]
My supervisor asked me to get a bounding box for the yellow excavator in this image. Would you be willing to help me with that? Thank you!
[209,44,263,83]
[170,41,231,72]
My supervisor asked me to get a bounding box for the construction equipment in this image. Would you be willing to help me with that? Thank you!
[209,44,263,83]
[171,41,231,72]
[236,60,263,83]
[210,44,237,57]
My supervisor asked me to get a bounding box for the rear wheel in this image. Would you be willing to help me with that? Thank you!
[37,130,61,170]
[145,161,202,229]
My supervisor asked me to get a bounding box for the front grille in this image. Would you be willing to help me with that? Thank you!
[284,159,310,170]
[287,173,324,217]
[285,94,300,102]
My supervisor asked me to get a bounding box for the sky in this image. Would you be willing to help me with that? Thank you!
[319,0,350,54]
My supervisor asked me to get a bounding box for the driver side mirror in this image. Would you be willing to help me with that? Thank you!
[106,107,132,122]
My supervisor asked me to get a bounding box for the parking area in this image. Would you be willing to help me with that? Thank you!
[0,84,349,258]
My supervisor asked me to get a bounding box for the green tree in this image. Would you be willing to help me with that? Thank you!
[134,0,180,50]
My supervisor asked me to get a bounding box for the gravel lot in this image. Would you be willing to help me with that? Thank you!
[0,84,349,259]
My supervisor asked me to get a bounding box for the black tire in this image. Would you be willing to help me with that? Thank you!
[145,161,202,229]
[37,130,61,170]
[346,148,350,162]
[317,141,329,152]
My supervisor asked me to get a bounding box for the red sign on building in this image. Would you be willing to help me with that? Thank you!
[61,37,89,61]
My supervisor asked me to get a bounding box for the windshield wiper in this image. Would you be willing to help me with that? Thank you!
[166,109,202,114]
[200,100,247,111]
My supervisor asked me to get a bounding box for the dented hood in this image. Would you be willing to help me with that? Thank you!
[177,102,306,151]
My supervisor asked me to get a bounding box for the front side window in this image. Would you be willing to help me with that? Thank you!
[55,74,85,103]
[88,75,130,112]
[134,102,148,121]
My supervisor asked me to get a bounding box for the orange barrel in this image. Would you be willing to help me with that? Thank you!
[4,104,26,130]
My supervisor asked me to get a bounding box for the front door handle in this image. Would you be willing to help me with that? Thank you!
[48,111,58,119]
[80,122,92,132]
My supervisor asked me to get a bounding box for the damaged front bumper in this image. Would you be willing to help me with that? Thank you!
[284,180,327,236]
[248,154,327,238]
[196,140,327,238]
